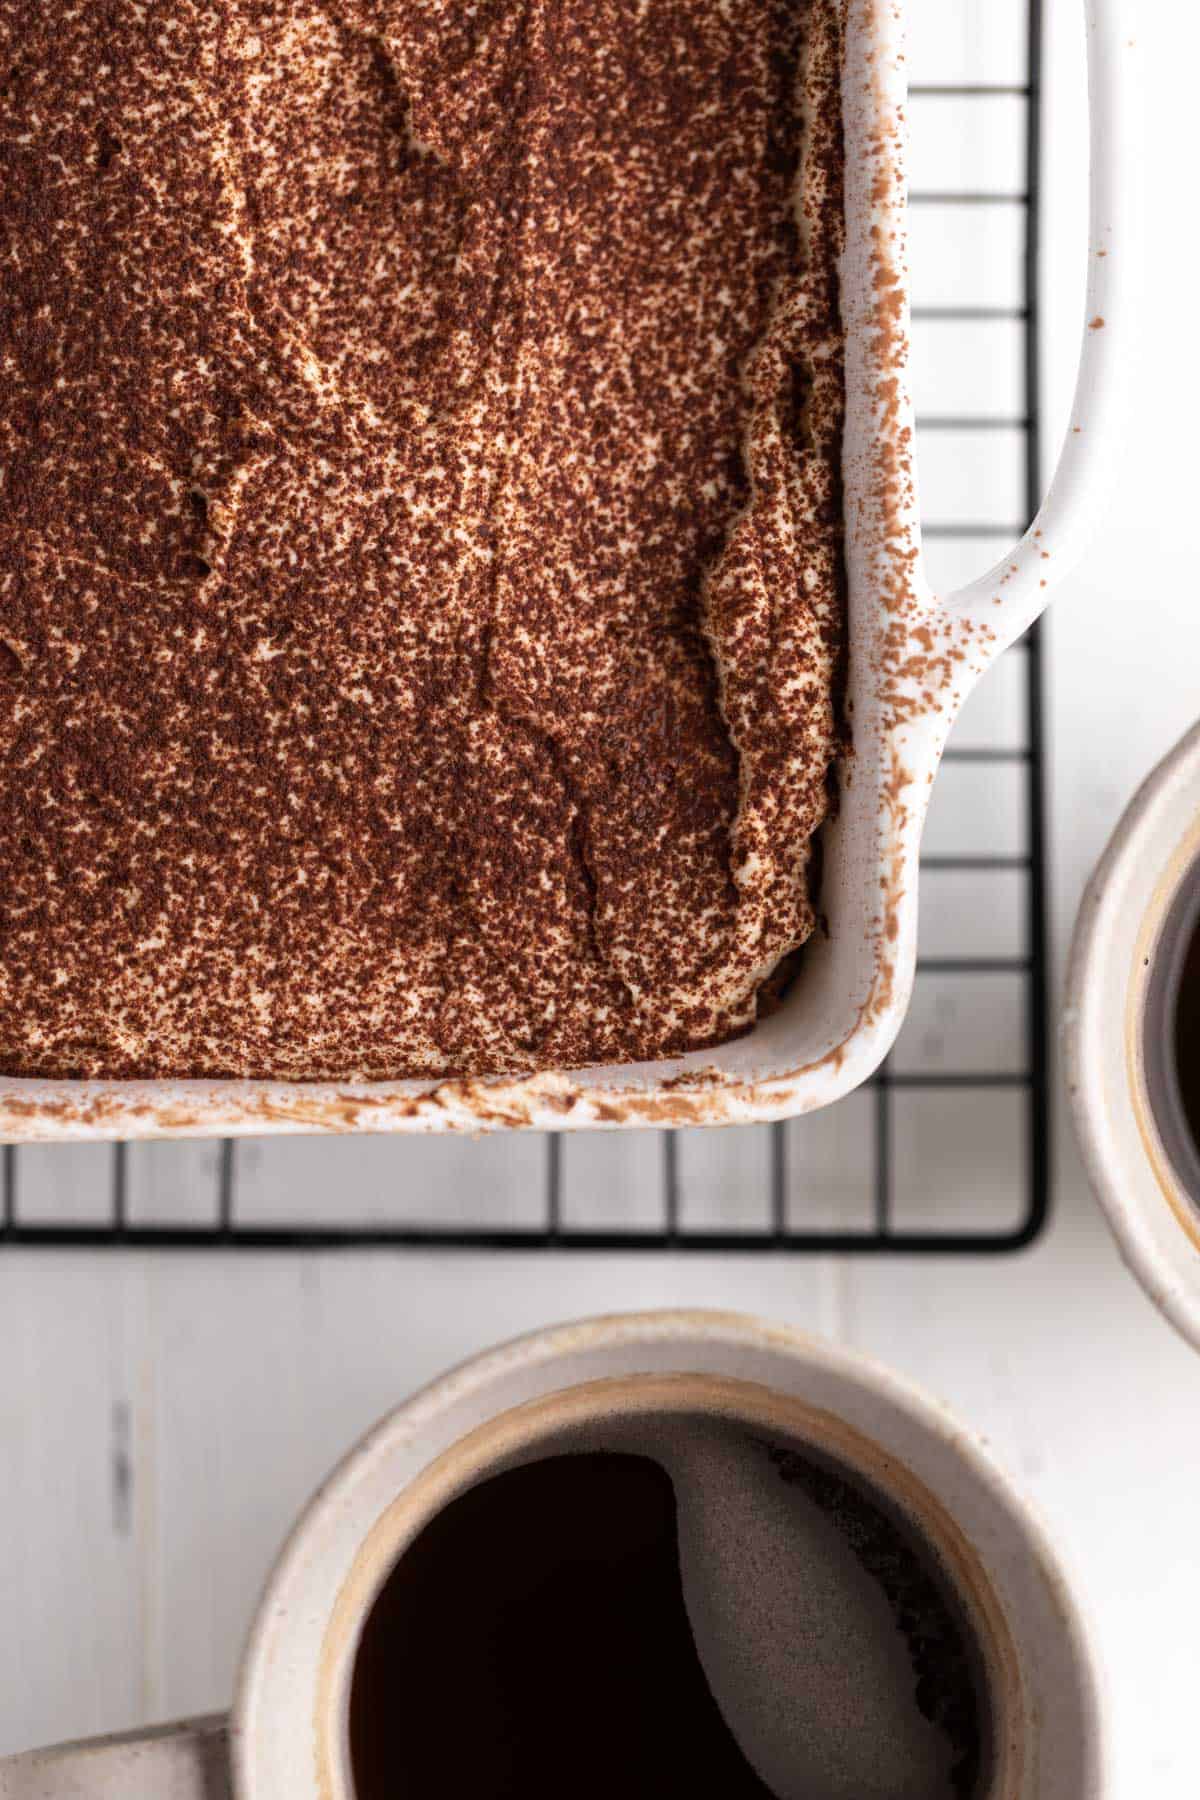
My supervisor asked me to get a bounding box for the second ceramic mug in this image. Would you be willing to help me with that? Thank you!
[1066,721,1200,1350]
[0,1311,1106,1800]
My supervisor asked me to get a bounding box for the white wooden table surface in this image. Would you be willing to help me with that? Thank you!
[2,4,1196,1793]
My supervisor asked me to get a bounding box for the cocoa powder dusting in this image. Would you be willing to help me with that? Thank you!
[0,0,845,1081]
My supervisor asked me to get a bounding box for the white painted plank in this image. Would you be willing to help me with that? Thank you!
[136,1259,347,1720]
[908,204,1025,313]
[914,426,1026,530]
[910,317,1024,420]
[892,972,1026,1077]
[12,1146,117,1226]
[232,1133,548,1229]
[908,95,1026,195]
[125,1144,222,1228]
[919,868,1026,962]
[905,0,1027,88]
[557,1131,665,1232]
[0,1261,144,1758]
[888,1088,1027,1234]
[784,1089,875,1232]
[922,761,1026,861]
[675,1126,773,1233]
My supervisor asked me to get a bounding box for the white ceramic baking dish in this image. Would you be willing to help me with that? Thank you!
[0,0,1130,1145]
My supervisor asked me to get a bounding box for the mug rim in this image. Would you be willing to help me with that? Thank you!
[231,1310,1106,1800]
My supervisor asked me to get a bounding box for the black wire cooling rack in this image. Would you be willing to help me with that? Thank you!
[0,0,1049,1255]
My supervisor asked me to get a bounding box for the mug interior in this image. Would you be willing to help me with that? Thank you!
[315,1374,1020,1800]
[1142,853,1200,1208]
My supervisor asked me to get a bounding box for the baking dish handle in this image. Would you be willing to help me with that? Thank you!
[935,0,1137,648]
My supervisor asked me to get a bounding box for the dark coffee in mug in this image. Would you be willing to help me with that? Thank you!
[1144,860,1200,1201]
[348,1411,990,1800]
[1174,899,1200,1160]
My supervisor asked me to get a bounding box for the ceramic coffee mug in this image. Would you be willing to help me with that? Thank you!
[1066,722,1200,1351]
[0,1311,1106,1799]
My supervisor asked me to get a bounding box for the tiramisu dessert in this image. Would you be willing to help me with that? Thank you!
[0,0,845,1081]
